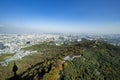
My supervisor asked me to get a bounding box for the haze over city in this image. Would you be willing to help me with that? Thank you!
[0,0,120,34]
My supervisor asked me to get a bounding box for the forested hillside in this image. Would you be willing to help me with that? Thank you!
[7,40,120,80]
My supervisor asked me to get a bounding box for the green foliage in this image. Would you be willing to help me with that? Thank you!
[0,54,14,61]
[62,41,120,80]
[42,68,59,80]
[0,40,120,80]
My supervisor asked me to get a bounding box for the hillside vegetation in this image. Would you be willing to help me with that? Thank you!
[3,40,120,80]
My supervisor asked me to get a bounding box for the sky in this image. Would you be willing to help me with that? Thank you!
[0,0,120,34]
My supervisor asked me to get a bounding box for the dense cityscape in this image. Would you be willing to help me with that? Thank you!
[0,33,120,66]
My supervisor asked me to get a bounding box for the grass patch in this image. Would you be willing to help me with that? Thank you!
[0,54,14,62]
[0,53,44,80]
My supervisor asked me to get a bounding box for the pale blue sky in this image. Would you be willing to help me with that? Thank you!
[0,0,120,34]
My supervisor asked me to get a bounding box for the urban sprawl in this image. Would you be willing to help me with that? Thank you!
[0,33,120,66]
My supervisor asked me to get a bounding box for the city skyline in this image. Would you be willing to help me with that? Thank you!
[0,0,120,34]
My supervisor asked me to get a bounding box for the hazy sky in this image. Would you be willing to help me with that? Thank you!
[0,0,120,34]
